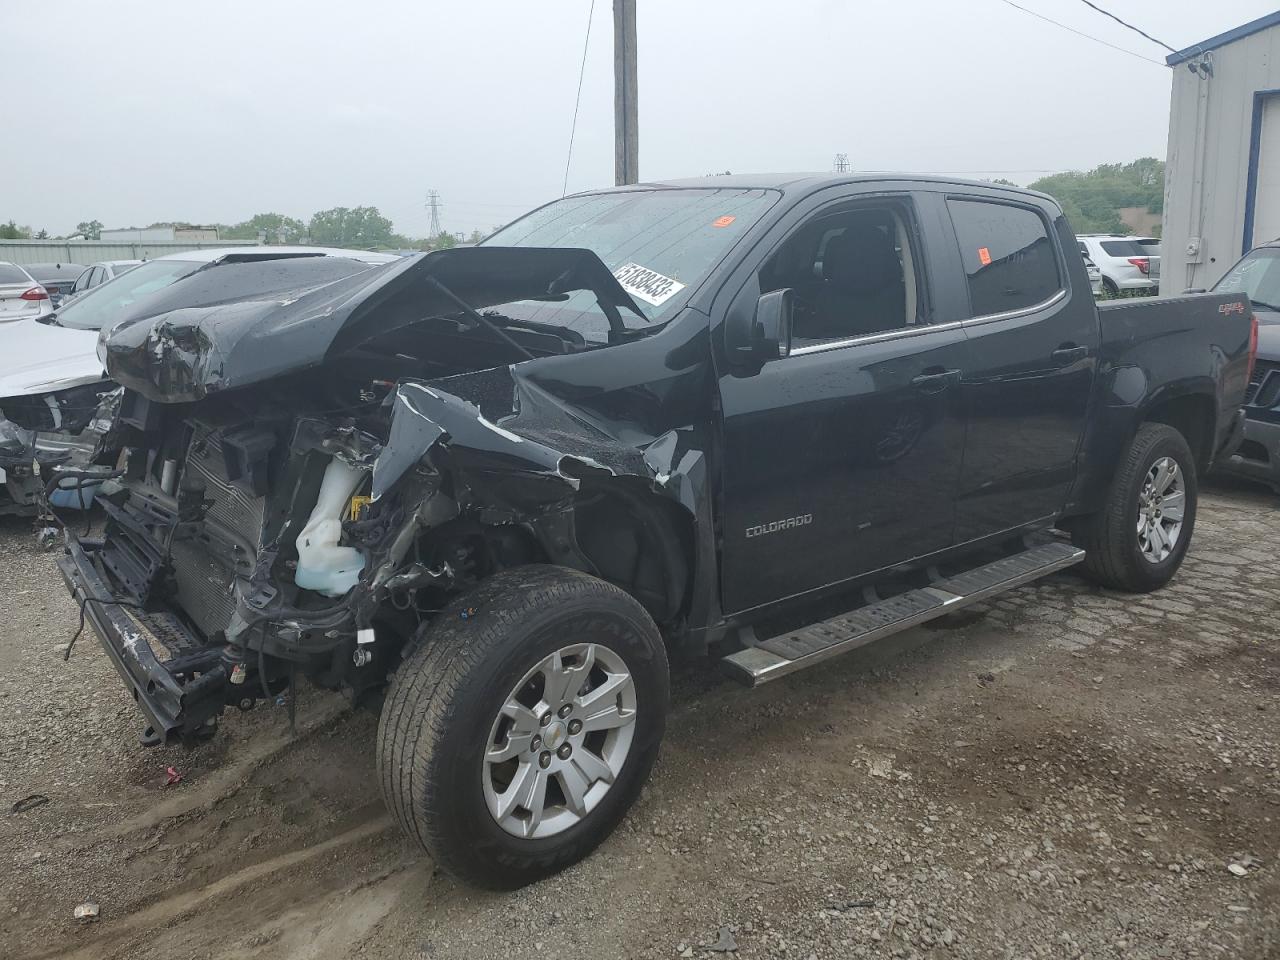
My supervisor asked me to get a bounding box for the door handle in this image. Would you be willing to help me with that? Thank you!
[910,368,961,394]
[1052,344,1089,365]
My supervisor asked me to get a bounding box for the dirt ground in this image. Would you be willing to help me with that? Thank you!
[1,481,1277,960]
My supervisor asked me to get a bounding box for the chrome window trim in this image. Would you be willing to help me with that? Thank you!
[787,287,1066,358]
[961,287,1067,328]
[789,319,966,357]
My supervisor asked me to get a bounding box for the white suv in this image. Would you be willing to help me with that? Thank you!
[1078,235,1159,296]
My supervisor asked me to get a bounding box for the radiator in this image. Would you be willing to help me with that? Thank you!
[171,425,267,638]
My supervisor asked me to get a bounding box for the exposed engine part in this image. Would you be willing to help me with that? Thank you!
[294,455,368,597]
[160,458,178,494]
[1,387,122,517]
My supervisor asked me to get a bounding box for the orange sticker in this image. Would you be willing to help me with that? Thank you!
[712,215,736,228]
[978,247,992,266]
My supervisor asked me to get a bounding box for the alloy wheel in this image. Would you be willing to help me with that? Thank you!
[482,643,637,839]
[1136,456,1185,563]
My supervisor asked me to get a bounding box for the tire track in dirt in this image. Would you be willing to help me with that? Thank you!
[36,818,407,960]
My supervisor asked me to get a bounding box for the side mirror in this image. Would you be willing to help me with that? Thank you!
[727,288,794,365]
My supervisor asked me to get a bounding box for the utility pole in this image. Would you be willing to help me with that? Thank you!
[426,191,442,237]
[613,0,638,185]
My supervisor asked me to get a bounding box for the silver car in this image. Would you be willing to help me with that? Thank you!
[0,261,53,322]
[65,259,143,303]
[1084,254,1104,297]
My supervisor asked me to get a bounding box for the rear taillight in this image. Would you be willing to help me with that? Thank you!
[1127,257,1150,275]
[19,286,49,301]
[1248,313,1259,384]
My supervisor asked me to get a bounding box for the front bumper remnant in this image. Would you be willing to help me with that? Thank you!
[57,533,228,742]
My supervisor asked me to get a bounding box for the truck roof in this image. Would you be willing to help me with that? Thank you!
[583,172,1057,205]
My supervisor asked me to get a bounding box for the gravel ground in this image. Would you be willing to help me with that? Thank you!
[0,481,1277,960]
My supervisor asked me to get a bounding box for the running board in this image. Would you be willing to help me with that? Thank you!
[720,540,1084,686]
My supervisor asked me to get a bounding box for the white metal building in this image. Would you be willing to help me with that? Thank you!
[1163,11,1280,292]
[100,225,220,243]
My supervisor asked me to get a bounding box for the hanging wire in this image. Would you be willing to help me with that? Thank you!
[995,0,1165,66]
[1075,0,1182,56]
[562,0,597,197]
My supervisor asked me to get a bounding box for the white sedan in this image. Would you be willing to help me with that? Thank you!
[0,261,53,323]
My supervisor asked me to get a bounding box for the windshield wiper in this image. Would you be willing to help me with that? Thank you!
[1247,299,1280,313]
[424,276,535,360]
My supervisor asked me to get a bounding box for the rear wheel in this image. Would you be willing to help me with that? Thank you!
[1102,277,1120,299]
[377,565,668,889]
[1073,422,1198,592]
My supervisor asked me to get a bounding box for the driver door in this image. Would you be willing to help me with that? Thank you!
[715,191,969,614]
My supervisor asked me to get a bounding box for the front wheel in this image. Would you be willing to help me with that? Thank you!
[377,565,669,889]
[1073,422,1198,592]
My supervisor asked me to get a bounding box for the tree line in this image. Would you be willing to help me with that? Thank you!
[6,159,1167,247]
[1,208,494,251]
[1021,158,1164,236]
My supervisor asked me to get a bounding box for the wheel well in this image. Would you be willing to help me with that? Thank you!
[1144,394,1215,471]
[571,480,694,629]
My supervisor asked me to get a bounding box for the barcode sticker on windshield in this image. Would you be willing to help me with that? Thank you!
[613,262,687,307]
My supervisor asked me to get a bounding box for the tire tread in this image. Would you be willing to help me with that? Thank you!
[376,564,667,888]
[1075,422,1196,592]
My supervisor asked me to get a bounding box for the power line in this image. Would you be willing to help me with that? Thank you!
[563,0,597,196]
[995,0,1164,65]
[1075,0,1180,56]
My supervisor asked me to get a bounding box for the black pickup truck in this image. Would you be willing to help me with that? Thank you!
[56,175,1254,888]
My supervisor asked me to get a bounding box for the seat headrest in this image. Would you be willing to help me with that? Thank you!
[823,223,902,294]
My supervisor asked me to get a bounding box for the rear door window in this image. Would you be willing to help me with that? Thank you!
[1100,240,1144,257]
[947,199,1062,317]
[0,264,29,284]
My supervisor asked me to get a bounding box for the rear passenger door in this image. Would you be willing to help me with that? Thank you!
[946,196,1099,541]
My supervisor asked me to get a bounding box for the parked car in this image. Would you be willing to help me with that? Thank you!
[1134,237,1161,291]
[57,175,1251,889]
[0,247,398,515]
[1082,251,1104,297]
[24,262,87,307]
[1213,241,1279,492]
[0,261,53,323]
[64,259,143,303]
[1079,235,1159,296]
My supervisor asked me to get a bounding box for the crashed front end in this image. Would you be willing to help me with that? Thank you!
[0,383,121,516]
[58,247,710,744]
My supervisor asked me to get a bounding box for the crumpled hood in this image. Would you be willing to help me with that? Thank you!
[103,247,643,403]
[0,319,104,397]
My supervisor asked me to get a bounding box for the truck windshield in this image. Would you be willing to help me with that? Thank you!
[482,187,778,342]
[1216,248,1280,314]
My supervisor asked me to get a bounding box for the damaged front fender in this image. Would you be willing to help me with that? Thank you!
[365,320,719,635]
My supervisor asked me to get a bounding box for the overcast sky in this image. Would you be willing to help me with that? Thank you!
[4,0,1275,238]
